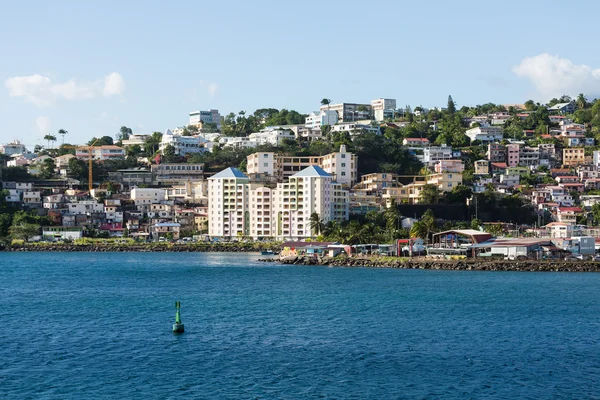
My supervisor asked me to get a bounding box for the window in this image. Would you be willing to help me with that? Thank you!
[341,163,346,167]
[264,163,269,167]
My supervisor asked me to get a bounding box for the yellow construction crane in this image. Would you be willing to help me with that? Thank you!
[61,138,99,192]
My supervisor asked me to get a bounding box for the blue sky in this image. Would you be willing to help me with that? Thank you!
[2,0,600,148]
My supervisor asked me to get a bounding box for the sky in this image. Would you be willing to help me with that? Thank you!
[2,0,600,149]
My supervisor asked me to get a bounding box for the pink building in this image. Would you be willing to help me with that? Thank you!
[76,145,125,160]
[506,144,520,167]
[434,160,464,173]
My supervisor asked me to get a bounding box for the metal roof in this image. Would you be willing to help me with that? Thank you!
[209,167,249,180]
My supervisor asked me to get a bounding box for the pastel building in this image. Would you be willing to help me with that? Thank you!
[207,166,349,240]
[75,145,125,160]
[246,145,357,187]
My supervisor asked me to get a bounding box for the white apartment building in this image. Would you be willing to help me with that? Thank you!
[189,109,222,129]
[248,128,295,146]
[320,145,356,187]
[208,167,251,238]
[130,188,167,206]
[330,122,380,136]
[319,102,372,122]
[159,130,208,155]
[64,201,105,216]
[465,126,504,143]
[421,145,455,166]
[246,145,358,187]
[305,110,338,129]
[207,166,349,240]
[273,166,348,240]
[0,140,28,155]
[370,98,397,121]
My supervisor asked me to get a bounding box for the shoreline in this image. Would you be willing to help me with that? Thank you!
[2,243,281,253]
[270,256,600,272]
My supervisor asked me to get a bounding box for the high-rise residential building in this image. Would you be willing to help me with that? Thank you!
[273,166,348,240]
[246,145,357,187]
[207,166,349,240]
[208,168,251,238]
[189,109,222,129]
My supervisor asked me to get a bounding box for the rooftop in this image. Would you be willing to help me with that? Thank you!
[209,167,249,180]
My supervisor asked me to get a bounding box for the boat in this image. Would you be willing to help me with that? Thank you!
[261,250,275,256]
[172,301,184,333]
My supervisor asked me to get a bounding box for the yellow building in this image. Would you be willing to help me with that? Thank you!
[562,148,585,166]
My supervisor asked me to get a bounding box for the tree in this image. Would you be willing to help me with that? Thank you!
[445,184,472,204]
[44,134,57,149]
[116,126,132,142]
[384,200,402,239]
[524,100,536,111]
[592,203,600,225]
[9,220,40,241]
[576,93,587,110]
[39,158,56,179]
[470,218,482,230]
[447,95,456,114]
[162,145,180,163]
[410,221,427,240]
[144,132,163,156]
[320,98,331,106]
[419,184,440,204]
[309,212,325,236]
[88,136,113,146]
[58,129,68,145]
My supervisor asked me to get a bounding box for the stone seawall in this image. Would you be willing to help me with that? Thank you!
[274,256,600,272]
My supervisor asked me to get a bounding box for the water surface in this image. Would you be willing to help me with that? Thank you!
[1,252,599,399]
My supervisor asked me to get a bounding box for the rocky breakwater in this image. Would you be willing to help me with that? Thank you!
[276,256,600,272]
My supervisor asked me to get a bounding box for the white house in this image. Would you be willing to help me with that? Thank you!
[159,129,208,155]
[305,110,338,129]
[465,127,503,143]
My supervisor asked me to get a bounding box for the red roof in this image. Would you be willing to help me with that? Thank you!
[491,162,508,168]
[557,207,582,212]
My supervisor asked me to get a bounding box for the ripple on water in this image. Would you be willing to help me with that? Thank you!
[1,252,600,399]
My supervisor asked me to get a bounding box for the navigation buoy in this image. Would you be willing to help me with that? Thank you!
[173,301,184,333]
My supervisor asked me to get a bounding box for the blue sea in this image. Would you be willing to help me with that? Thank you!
[1,252,600,399]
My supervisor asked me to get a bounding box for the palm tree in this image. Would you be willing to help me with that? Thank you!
[419,184,440,204]
[576,93,587,110]
[43,134,57,149]
[309,212,325,236]
[410,221,427,240]
[58,129,68,145]
[384,200,402,240]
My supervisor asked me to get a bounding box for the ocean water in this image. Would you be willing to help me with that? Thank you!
[1,252,600,399]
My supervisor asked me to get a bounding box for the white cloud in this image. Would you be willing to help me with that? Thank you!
[513,53,600,99]
[35,116,50,133]
[207,83,218,96]
[5,72,125,107]
[103,72,125,96]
